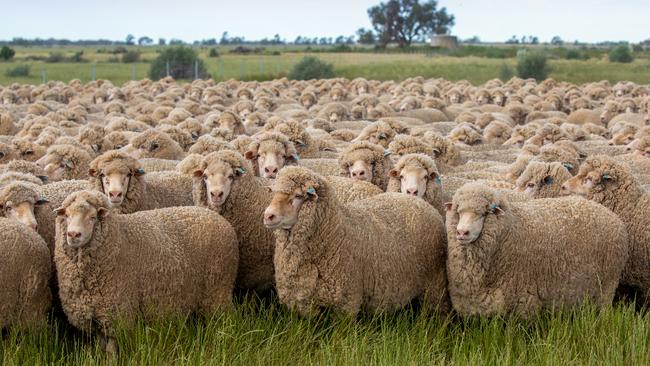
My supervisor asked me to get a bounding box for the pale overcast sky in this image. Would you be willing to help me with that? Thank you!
[3,0,648,43]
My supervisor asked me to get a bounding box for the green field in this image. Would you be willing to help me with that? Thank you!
[1,46,649,85]
[2,294,649,365]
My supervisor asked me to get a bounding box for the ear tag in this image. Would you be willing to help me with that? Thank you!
[237,167,246,175]
[562,163,573,171]
[602,174,610,181]
[435,176,442,184]
[137,168,145,175]
[292,154,300,161]
[489,203,499,213]
[306,187,316,195]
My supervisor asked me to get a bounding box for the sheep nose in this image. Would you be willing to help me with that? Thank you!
[456,229,469,239]
[210,191,224,200]
[608,141,614,146]
[264,166,278,175]
[406,188,418,196]
[263,210,280,226]
[351,170,365,178]
[67,231,81,239]
[108,191,122,199]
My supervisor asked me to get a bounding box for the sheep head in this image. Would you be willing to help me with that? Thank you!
[560,156,632,202]
[0,182,46,231]
[445,183,506,245]
[55,190,110,248]
[264,166,324,230]
[244,133,298,179]
[193,150,250,208]
[388,154,440,199]
[88,151,144,207]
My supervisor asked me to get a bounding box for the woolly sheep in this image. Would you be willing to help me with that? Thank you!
[514,161,573,198]
[445,183,628,316]
[244,132,299,179]
[0,218,52,329]
[338,141,392,190]
[355,119,409,148]
[130,129,186,160]
[386,153,447,216]
[36,144,92,181]
[263,166,449,316]
[561,156,650,303]
[54,190,238,352]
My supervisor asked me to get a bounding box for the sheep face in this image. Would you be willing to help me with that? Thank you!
[446,201,502,245]
[245,137,297,179]
[36,154,71,182]
[300,95,315,109]
[448,126,482,146]
[609,128,636,146]
[100,172,131,206]
[514,162,565,198]
[194,162,243,207]
[263,188,306,230]
[631,137,650,157]
[346,160,373,183]
[560,159,618,198]
[389,165,434,198]
[57,202,107,248]
[2,200,40,231]
[600,104,620,124]
[218,113,241,133]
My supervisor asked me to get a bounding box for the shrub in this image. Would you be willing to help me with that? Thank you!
[69,51,86,63]
[516,50,550,81]
[565,49,582,60]
[499,63,514,81]
[4,64,30,77]
[0,46,16,61]
[122,50,141,63]
[609,45,634,63]
[45,51,86,63]
[288,56,335,80]
[208,48,220,57]
[112,46,128,54]
[45,52,66,63]
[149,46,208,80]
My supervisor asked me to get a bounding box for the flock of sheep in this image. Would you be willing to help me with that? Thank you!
[1,75,650,352]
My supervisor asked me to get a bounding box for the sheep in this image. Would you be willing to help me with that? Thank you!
[387,134,435,159]
[0,111,18,136]
[130,129,185,160]
[190,150,275,290]
[317,102,349,122]
[482,120,512,145]
[188,135,235,156]
[11,138,46,162]
[0,217,52,329]
[448,123,482,146]
[244,132,299,179]
[355,119,409,148]
[102,131,131,151]
[445,183,628,317]
[263,166,449,316]
[54,190,238,352]
[158,124,193,150]
[561,155,650,303]
[386,154,447,216]
[420,131,461,168]
[567,108,601,125]
[88,151,193,214]
[514,161,573,198]
[0,141,17,164]
[269,120,336,158]
[36,144,92,181]
[217,110,246,135]
[338,141,392,190]
[0,160,48,181]
[0,180,48,231]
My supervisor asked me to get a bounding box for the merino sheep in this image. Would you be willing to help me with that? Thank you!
[191,150,275,290]
[54,190,238,352]
[263,166,449,316]
[338,141,392,190]
[386,153,447,216]
[514,161,573,198]
[561,155,650,303]
[244,132,298,179]
[36,144,92,181]
[0,218,52,329]
[130,129,185,160]
[445,183,628,317]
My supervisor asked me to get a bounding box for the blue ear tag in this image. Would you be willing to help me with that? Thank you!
[306,187,316,195]
[489,203,499,213]
[292,154,300,161]
[562,163,573,171]
[435,176,442,184]
[136,168,145,175]
[602,174,610,181]
[543,176,554,185]
[238,167,246,174]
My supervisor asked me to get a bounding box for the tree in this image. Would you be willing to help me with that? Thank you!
[288,57,335,80]
[356,28,376,45]
[125,34,135,45]
[149,46,208,80]
[138,36,153,46]
[367,0,455,47]
[158,38,166,46]
[220,32,230,45]
[551,36,564,45]
[0,46,16,61]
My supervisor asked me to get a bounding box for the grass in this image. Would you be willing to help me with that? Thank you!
[0,46,649,86]
[1,292,648,365]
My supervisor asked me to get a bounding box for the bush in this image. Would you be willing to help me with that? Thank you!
[288,56,335,80]
[499,63,514,81]
[69,51,86,63]
[565,49,582,60]
[4,64,30,77]
[45,51,86,63]
[208,48,220,57]
[516,50,550,81]
[609,45,634,63]
[45,52,66,63]
[149,46,208,80]
[0,46,16,61]
[121,50,141,63]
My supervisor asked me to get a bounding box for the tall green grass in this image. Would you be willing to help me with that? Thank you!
[1,293,648,365]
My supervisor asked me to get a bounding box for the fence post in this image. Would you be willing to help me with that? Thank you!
[259,58,265,78]
[239,59,244,80]
[194,60,199,80]
[131,64,136,80]
[219,59,224,80]
[91,64,96,81]
[166,61,170,77]
[41,69,47,84]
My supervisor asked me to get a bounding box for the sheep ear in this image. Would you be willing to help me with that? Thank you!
[444,202,453,211]
[35,198,49,206]
[430,171,440,182]
[542,175,554,185]
[295,140,306,148]
[288,153,300,162]
[193,170,204,178]
[54,207,66,216]
[266,186,272,193]
[431,148,441,157]
[389,169,400,178]
[383,150,392,157]
[91,144,100,153]
[493,207,505,217]
[88,168,98,177]
[235,167,246,177]
[62,159,74,169]
[305,186,318,200]
[37,175,49,183]
[135,168,145,176]
[244,150,257,160]
[562,162,574,171]
[602,173,615,183]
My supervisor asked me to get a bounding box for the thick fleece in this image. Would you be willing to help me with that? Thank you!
[54,190,238,339]
[0,218,52,328]
[515,161,572,198]
[38,144,93,181]
[269,167,449,316]
[338,141,393,190]
[446,183,628,317]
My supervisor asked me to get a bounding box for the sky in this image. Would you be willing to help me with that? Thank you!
[2,0,649,43]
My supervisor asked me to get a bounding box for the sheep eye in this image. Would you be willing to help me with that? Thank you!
[399,175,404,180]
[24,150,34,155]
[0,152,4,158]
[294,194,304,200]
[5,206,12,212]
[203,175,208,181]
[527,182,535,188]
[228,174,234,180]
[127,173,133,178]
